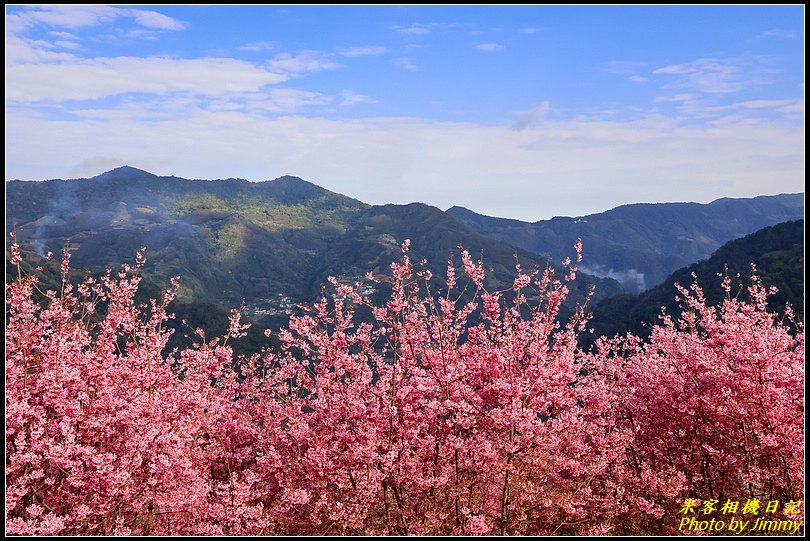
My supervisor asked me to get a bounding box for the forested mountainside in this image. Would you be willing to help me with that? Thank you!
[448,193,803,293]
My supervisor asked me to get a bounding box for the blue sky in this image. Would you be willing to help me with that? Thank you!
[5,5,804,220]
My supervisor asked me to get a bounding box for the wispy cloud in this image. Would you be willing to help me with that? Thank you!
[603,61,651,83]
[6,11,342,108]
[602,60,647,75]
[7,56,289,102]
[392,57,418,72]
[394,23,434,35]
[5,6,802,222]
[127,9,187,30]
[123,28,160,41]
[339,90,376,106]
[758,28,796,40]
[704,99,805,117]
[7,6,188,60]
[8,5,187,32]
[475,43,505,52]
[520,27,542,34]
[393,22,456,36]
[238,41,274,52]
[266,51,341,74]
[8,5,119,32]
[7,104,802,221]
[6,34,75,63]
[512,101,550,130]
[654,93,698,103]
[54,40,82,50]
[653,58,743,93]
[48,31,79,40]
[244,88,333,113]
[650,93,804,122]
[338,46,388,57]
[735,99,803,114]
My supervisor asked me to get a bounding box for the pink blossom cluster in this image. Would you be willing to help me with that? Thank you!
[5,241,804,535]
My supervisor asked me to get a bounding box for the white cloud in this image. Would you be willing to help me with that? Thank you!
[580,265,647,292]
[339,91,376,106]
[8,5,186,32]
[7,56,289,102]
[338,46,388,57]
[520,27,542,34]
[6,104,803,221]
[758,28,795,40]
[393,22,455,36]
[6,34,77,63]
[733,99,786,109]
[54,40,82,50]
[244,89,334,113]
[475,43,505,52]
[8,5,119,31]
[125,9,187,30]
[512,101,551,130]
[392,57,418,72]
[696,99,805,117]
[124,28,160,41]
[7,6,188,64]
[654,58,743,93]
[266,51,341,74]
[603,61,650,83]
[654,94,698,103]
[394,23,433,35]
[734,99,803,112]
[771,100,803,114]
[48,31,79,40]
[5,9,803,224]
[238,41,275,52]
[6,15,343,108]
[651,95,802,119]
[602,60,647,75]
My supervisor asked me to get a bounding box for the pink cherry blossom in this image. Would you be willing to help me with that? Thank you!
[6,240,803,535]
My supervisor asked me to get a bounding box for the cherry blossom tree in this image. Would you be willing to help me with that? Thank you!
[6,240,803,535]
[594,270,804,532]
[5,245,269,535]
[245,240,679,534]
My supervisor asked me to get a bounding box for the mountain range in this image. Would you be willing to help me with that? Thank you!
[587,219,804,342]
[448,193,803,293]
[6,167,804,338]
[6,167,618,329]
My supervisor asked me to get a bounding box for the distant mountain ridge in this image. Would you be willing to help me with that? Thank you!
[447,193,804,292]
[587,219,804,341]
[6,167,620,328]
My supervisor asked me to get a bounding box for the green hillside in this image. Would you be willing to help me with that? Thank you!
[7,168,620,333]
[448,194,803,293]
[588,220,804,341]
